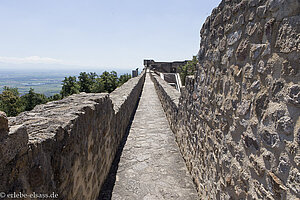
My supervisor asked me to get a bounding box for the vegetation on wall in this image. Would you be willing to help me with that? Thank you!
[179,56,198,85]
[0,71,131,117]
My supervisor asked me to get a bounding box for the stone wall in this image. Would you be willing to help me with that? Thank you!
[0,71,145,200]
[150,72,180,135]
[152,0,300,199]
[144,60,189,73]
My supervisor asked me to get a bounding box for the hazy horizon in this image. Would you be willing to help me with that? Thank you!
[0,68,134,97]
[0,0,221,71]
[0,63,134,75]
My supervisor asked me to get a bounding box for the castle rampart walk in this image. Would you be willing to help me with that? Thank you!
[106,72,198,199]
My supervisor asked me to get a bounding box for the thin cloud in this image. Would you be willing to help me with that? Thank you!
[0,56,110,71]
[0,56,63,65]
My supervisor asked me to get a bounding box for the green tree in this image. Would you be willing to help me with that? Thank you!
[48,94,62,101]
[179,56,198,85]
[21,88,48,111]
[108,71,118,92]
[99,71,110,92]
[91,77,105,93]
[78,72,98,93]
[118,73,131,86]
[88,72,98,82]
[0,87,24,117]
[99,71,118,93]
[60,76,80,98]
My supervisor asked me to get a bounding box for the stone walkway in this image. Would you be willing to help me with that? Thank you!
[100,73,198,200]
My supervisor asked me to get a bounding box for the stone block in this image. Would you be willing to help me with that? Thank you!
[297,128,300,145]
[251,80,261,92]
[281,60,298,76]
[256,5,266,18]
[0,111,8,140]
[244,63,254,79]
[272,81,284,95]
[267,0,300,20]
[236,39,249,61]
[237,100,251,116]
[276,116,294,135]
[246,22,258,36]
[286,85,300,107]
[0,125,28,164]
[276,16,300,53]
[261,129,279,148]
[250,44,265,60]
[268,171,287,197]
[257,60,266,74]
[264,18,276,41]
[227,30,242,46]
[287,168,300,195]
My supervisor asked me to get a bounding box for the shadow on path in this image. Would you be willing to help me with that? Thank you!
[97,91,142,200]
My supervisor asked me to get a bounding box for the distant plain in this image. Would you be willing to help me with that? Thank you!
[0,68,131,97]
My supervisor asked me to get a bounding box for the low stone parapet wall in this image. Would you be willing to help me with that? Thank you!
[150,72,180,134]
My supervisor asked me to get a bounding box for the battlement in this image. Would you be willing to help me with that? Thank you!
[144,59,189,73]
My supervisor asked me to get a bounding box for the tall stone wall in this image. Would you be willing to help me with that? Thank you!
[0,72,145,200]
[152,0,300,199]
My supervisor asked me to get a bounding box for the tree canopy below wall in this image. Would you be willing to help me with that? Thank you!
[0,71,131,117]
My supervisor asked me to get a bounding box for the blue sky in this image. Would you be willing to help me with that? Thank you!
[0,0,221,71]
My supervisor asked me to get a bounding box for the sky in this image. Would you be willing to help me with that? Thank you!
[0,0,221,71]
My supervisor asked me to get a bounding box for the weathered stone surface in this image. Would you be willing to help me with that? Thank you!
[263,18,276,42]
[237,100,251,116]
[227,30,242,46]
[250,44,264,60]
[244,63,255,79]
[281,59,298,76]
[251,80,261,91]
[257,5,267,18]
[213,12,223,27]
[287,85,300,107]
[0,125,28,164]
[246,22,258,36]
[261,129,280,148]
[0,111,8,131]
[267,0,300,20]
[268,171,287,198]
[297,128,300,145]
[287,168,300,194]
[276,16,300,53]
[257,60,266,74]
[277,116,294,135]
[0,111,8,140]
[272,80,284,95]
[236,39,249,61]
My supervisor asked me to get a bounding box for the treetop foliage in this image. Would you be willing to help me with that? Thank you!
[0,71,131,117]
[179,56,198,85]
